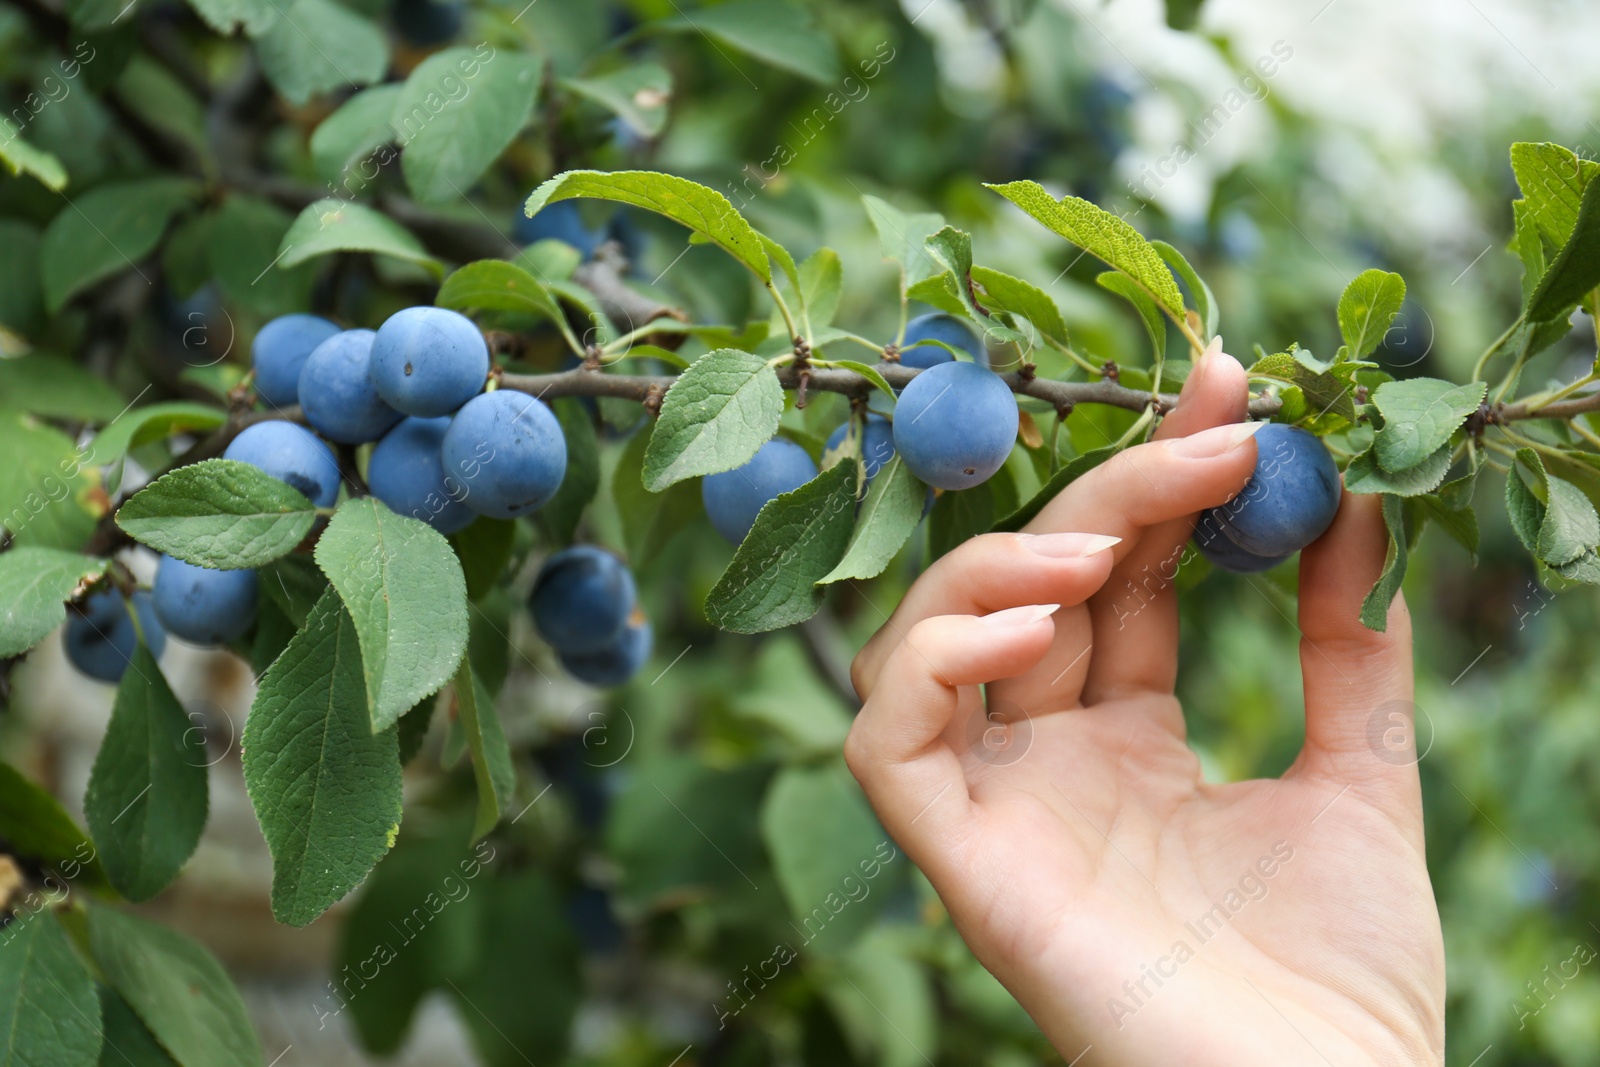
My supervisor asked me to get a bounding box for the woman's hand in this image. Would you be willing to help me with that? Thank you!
[845,347,1446,1066]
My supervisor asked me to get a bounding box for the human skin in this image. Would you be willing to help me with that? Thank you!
[845,345,1446,1066]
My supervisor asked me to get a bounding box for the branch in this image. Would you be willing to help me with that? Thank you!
[1499,390,1600,422]
[500,362,1287,418]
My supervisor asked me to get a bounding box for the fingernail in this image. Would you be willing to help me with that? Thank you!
[980,603,1060,627]
[1168,420,1265,458]
[1021,532,1123,558]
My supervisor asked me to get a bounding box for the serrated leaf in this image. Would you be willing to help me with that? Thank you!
[993,447,1117,532]
[278,199,442,275]
[0,354,126,422]
[537,399,599,544]
[435,259,567,329]
[642,349,783,490]
[85,645,208,901]
[1536,475,1600,565]
[1526,174,1600,323]
[760,761,896,955]
[86,402,229,495]
[1344,445,1453,497]
[393,49,541,204]
[116,459,317,569]
[310,84,402,186]
[0,761,109,890]
[0,413,98,551]
[1337,269,1406,360]
[40,179,198,312]
[1248,349,1359,427]
[89,905,262,1067]
[819,457,926,583]
[862,195,947,299]
[1417,475,1479,561]
[970,266,1070,349]
[1370,378,1484,472]
[661,0,839,83]
[0,133,67,191]
[1360,494,1409,631]
[98,985,182,1067]
[985,180,1185,320]
[454,659,514,841]
[314,498,469,732]
[706,462,858,632]
[562,62,671,137]
[183,0,274,35]
[242,589,403,925]
[799,247,843,330]
[0,548,108,658]
[0,911,101,1067]
[922,227,1023,345]
[525,170,770,283]
[1511,198,1547,301]
[1510,141,1599,249]
[254,0,387,105]
[1151,240,1217,339]
[1096,271,1165,360]
[1506,451,1546,554]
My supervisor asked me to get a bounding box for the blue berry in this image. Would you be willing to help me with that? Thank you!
[65,589,165,683]
[369,307,489,418]
[701,438,818,544]
[251,314,340,409]
[529,546,637,653]
[367,416,474,534]
[558,616,651,687]
[151,556,258,645]
[297,329,404,444]
[1191,511,1289,574]
[1200,424,1341,559]
[441,390,567,519]
[826,415,896,489]
[223,420,342,507]
[514,200,607,258]
[892,361,1017,490]
[900,313,988,369]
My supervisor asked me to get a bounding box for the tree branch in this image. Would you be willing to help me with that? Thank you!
[1499,390,1600,422]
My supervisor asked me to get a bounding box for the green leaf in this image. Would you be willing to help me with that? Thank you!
[1336,269,1406,360]
[310,84,402,186]
[0,911,101,1067]
[277,199,442,275]
[969,266,1070,349]
[242,589,403,926]
[1151,240,1217,339]
[612,429,700,560]
[1510,142,1599,249]
[705,462,858,633]
[537,399,599,544]
[561,62,671,137]
[760,761,898,955]
[1526,175,1600,323]
[0,761,108,890]
[660,0,839,83]
[799,247,844,330]
[450,516,517,602]
[0,412,99,551]
[993,447,1117,532]
[1096,271,1166,360]
[921,227,1023,345]
[0,548,108,658]
[88,905,262,1067]
[1248,348,1359,428]
[0,132,67,192]
[862,195,947,301]
[822,359,896,400]
[84,646,208,902]
[642,349,784,490]
[1371,378,1484,472]
[254,0,387,105]
[1506,455,1545,554]
[40,178,198,312]
[97,986,182,1067]
[85,402,229,496]
[207,196,315,318]
[1360,494,1409,631]
[1417,476,1479,561]
[314,498,469,732]
[0,221,43,332]
[1537,475,1600,565]
[258,554,328,627]
[116,459,318,569]
[929,483,994,559]
[731,638,852,757]
[985,180,1186,321]
[525,170,771,283]
[0,354,126,422]
[435,259,566,329]
[182,0,275,35]
[819,457,926,584]
[1511,199,1548,301]
[454,659,514,841]
[393,48,541,204]
[1343,445,1453,497]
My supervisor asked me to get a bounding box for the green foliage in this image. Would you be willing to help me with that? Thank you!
[643,348,784,490]
[40,179,198,312]
[393,49,541,204]
[0,548,108,657]
[278,200,441,274]
[820,456,927,583]
[116,459,318,569]
[0,761,109,890]
[453,659,514,842]
[1337,269,1407,360]
[0,910,102,1067]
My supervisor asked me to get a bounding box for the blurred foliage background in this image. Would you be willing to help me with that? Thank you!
[6,0,1600,1063]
